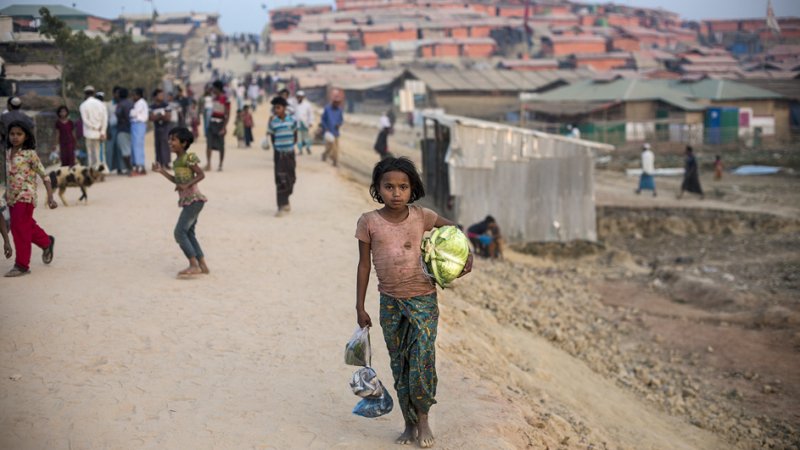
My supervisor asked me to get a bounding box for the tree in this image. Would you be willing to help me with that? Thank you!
[36,7,165,103]
[35,7,74,104]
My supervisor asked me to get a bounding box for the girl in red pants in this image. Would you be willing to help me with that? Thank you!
[4,120,57,277]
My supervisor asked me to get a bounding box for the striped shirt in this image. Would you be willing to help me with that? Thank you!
[268,114,297,152]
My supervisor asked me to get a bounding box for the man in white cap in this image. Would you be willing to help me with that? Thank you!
[79,85,108,166]
[1,97,35,178]
[1,97,35,146]
[293,90,313,155]
[636,143,657,197]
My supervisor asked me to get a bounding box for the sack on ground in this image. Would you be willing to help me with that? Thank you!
[261,136,270,150]
[352,388,393,418]
[350,367,384,399]
[344,326,371,366]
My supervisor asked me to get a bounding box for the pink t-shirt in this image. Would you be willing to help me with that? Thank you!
[355,205,438,298]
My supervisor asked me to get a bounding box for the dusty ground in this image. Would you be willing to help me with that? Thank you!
[2,50,796,449]
[338,109,800,450]
[1,90,729,450]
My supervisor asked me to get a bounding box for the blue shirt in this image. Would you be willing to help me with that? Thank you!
[321,104,343,137]
[268,114,297,152]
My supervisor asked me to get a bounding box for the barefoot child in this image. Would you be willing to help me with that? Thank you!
[3,120,57,277]
[354,156,473,448]
[267,96,297,217]
[152,127,209,278]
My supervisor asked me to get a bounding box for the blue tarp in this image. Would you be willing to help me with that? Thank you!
[731,165,784,175]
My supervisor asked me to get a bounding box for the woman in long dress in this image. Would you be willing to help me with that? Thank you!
[678,146,704,200]
[53,106,77,167]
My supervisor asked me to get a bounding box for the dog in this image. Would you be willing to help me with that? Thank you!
[48,163,107,206]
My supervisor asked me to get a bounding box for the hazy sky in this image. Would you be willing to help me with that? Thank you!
[8,0,800,33]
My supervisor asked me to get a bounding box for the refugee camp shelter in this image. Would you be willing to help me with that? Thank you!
[421,112,613,243]
[524,75,787,146]
[407,67,594,121]
[0,4,110,32]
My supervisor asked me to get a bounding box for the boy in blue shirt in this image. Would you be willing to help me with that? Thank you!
[267,96,297,217]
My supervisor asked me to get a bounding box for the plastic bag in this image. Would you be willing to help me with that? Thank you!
[350,367,384,399]
[352,389,393,418]
[344,326,371,366]
[324,131,336,143]
[261,136,270,150]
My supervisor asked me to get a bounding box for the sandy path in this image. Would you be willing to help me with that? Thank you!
[0,108,535,449]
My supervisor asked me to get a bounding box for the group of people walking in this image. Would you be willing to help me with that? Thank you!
[636,143,713,200]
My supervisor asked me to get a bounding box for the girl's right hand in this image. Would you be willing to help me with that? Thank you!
[151,162,162,172]
[357,309,372,329]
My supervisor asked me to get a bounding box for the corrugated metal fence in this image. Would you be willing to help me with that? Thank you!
[422,112,613,243]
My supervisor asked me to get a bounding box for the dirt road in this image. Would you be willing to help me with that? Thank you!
[0,94,734,449]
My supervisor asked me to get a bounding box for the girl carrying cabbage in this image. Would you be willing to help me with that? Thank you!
[355,156,473,448]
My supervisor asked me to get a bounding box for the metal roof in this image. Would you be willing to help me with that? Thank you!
[146,24,195,35]
[532,78,707,111]
[732,79,800,100]
[0,4,90,18]
[662,78,783,100]
[408,68,595,93]
[533,77,783,110]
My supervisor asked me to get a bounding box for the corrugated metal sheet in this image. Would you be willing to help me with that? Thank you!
[423,112,612,243]
[453,158,596,242]
[409,68,595,92]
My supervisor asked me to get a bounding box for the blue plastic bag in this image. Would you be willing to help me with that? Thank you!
[352,385,393,418]
[478,234,493,245]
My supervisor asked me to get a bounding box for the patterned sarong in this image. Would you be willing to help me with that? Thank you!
[379,292,438,424]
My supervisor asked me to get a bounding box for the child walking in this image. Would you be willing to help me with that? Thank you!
[53,106,77,167]
[233,109,246,148]
[188,100,200,138]
[243,105,254,148]
[151,127,209,278]
[714,155,723,180]
[267,96,297,217]
[4,120,58,277]
[354,156,473,448]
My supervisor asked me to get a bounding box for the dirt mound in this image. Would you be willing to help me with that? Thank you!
[597,206,800,239]
[451,255,800,450]
[654,268,748,311]
[513,240,605,260]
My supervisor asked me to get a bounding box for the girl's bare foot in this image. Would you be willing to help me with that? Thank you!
[418,413,435,448]
[203,165,211,171]
[198,259,210,274]
[395,422,417,445]
[177,265,202,278]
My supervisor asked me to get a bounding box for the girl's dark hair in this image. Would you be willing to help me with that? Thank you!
[369,156,425,204]
[168,127,194,149]
[56,105,69,116]
[6,120,36,149]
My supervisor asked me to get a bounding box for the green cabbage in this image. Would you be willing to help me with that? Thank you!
[421,225,470,289]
